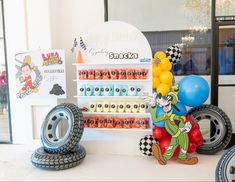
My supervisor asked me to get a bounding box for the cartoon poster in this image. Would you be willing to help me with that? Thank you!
[15,50,66,99]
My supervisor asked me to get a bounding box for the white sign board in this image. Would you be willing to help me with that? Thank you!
[15,50,66,99]
[80,21,152,64]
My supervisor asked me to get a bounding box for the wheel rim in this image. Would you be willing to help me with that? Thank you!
[192,110,226,149]
[222,150,235,181]
[42,108,73,147]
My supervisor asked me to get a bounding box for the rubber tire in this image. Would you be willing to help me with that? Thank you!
[188,104,232,155]
[41,103,84,154]
[31,145,86,170]
[215,145,235,182]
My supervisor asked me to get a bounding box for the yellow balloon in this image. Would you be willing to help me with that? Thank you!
[156,83,171,96]
[152,64,157,77]
[160,57,170,65]
[153,64,162,77]
[168,82,173,88]
[160,61,172,71]
[159,71,173,84]
[152,77,160,89]
[154,51,166,60]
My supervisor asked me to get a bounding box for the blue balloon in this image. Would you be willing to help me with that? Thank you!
[172,101,187,116]
[178,75,209,107]
[153,105,165,127]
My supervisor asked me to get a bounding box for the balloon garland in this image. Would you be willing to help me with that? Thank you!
[152,51,174,96]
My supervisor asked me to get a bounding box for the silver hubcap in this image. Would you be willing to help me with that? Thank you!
[43,108,72,147]
[193,110,225,148]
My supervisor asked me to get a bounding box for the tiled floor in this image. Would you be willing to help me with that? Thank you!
[0,112,10,142]
[0,144,222,181]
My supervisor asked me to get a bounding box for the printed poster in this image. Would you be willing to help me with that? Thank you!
[15,50,66,99]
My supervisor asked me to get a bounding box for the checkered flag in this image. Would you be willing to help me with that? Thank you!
[166,45,182,65]
[139,135,158,156]
[80,37,87,51]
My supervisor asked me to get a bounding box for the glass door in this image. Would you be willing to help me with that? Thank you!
[211,19,235,147]
[217,24,235,133]
[0,0,12,143]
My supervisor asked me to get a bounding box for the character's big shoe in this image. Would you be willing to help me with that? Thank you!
[19,89,25,94]
[177,157,198,165]
[152,144,167,165]
[32,88,38,93]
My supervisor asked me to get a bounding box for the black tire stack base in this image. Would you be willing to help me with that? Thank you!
[31,103,86,170]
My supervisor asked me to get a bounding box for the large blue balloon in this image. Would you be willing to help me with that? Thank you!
[153,105,165,127]
[178,75,209,107]
[172,101,187,116]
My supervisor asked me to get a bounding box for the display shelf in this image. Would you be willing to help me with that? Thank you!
[73,62,151,66]
[74,96,144,99]
[83,112,150,117]
[84,127,152,132]
[73,79,151,83]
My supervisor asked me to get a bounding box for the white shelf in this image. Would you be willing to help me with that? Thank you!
[84,128,152,132]
[74,79,151,82]
[73,62,151,66]
[74,96,143,99]
[83,112,150,117]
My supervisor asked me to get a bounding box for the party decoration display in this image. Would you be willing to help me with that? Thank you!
[143,90,200,165]
[188,104,232,154]
[32,103,86,170]
[152,50,175,96]
[15,50,66,99]
[153,105,165,128]
[139,135,158,156]
[172,101,187,116]
[151,115,203,159]
[215,145,235,182]
[84,117,149,129]
[165,45,182,65]
[49,84,65,96]
[78,68,149,80]
[77,84,143,97]
[153,51,166,61]
[88,101,147,113]
[178,75,209,107]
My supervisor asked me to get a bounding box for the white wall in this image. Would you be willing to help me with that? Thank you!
[4,0,104,144]
[49,0,104,103]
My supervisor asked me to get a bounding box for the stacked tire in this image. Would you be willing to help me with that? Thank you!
[31,103,86,170]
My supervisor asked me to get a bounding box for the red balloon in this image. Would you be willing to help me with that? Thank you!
[188,142,197,153]
[189,129,203,145]
[186,115,200,130]
[152,127,170,141]
[159,136,180,157]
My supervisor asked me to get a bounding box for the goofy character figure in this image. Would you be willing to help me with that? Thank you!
[19,55,38,94]
[144,87,198,165]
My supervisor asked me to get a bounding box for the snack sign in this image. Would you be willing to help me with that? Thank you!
[15,50,66,99]
[78,21,152,64]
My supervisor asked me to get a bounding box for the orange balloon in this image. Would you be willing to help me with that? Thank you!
[156,83,171,96]
[154,51,166,60]
[160,61,172,71]
[152,77,160,89]
[159,71,173,84]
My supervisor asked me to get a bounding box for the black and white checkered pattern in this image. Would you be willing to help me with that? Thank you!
[165,45,182,65]
[80,37,87,51]
[139,135,158,156]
